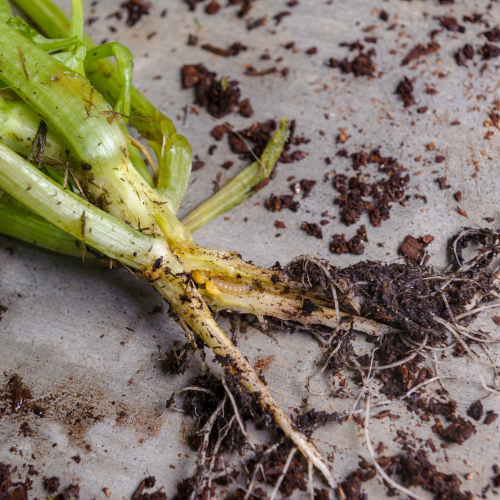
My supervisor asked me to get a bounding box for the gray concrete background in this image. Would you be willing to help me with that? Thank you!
[1,0,500,497]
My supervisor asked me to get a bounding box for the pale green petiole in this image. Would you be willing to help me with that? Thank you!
[6,17,79,52]
[0,24,191,244]
[0,188,87,258]
[10,0,288,226]
[0,141,337,489]
[150,118,192,214]
[0,0,12,21]
[182,118,289,231]
[68,0,83,42]
[0,143,165,268]
[84,43,133,117]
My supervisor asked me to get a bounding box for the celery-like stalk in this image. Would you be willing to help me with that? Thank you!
[182,119,289,231]
[0,0,12,21]
[0,25,191,243]
[11,0,288,229]
[0,143,166,268]
[0,141,337,489]
[0,189,85,257]
[12,0,167,143]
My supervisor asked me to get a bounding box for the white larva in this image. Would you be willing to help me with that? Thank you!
[210,277,251,295]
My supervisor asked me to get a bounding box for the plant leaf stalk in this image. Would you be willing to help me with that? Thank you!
[0,25,191,244]
[0,142,337,489]
[10,0,291,228]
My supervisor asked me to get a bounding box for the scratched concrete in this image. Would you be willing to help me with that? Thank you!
[1,0,499,498]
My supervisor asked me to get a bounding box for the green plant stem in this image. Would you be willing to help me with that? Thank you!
[84,42,133,116]
[182,118,289,232]
[0,141,337,489]
[152,122,192,215]
[0,189,85,257]
[0,0,12,21]
[0,143,165,268]
[0,32,190,244]
[11,0,289,230]
[11,0,166,143]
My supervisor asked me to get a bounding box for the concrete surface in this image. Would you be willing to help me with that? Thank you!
[1,0,500,497]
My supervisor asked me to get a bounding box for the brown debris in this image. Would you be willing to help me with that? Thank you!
[55,484,80,500]
[379,9,389,21]
[332,149,410,228]
[330,225,368,255]
[483,27,500,42]
[456,44,474,66]
[436,16,465,33]
[301,222,323,239]
[162,342,193,375]
[401,235,426,263]
[0,462,27,500]
[133,477,166,500]
[330,233,349,254]
[181,64,252,119]
[5,374,32,413]
[246,16,267,30]
[265,193,300,213]
[192,155,205,171]
[401,41,440,66]
[292,179,316,198]
[340,475,362,500]
[120,0,152,27]
[466,400,483,421]
[0,304,7,321]
[244,67,278,76]
[479,43,500,60]
[395,77,415,107]
[210,124,227,141]
[238,98,253,117]
[327,52,376,77]
[273,11,290,25]
[227,0,256,17]
[205,1,220,14]
[374,448,473,499]
[484,410,498,425]
[245,443,308,496]
[433,416,476,445]
[457,207,468,217]
[201,42,248,57]
[43,476,61,494]
[437,176,451,189]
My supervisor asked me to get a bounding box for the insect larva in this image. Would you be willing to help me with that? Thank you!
[210,277,251,295]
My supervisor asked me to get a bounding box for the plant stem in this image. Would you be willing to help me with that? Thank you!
[182,119,289,232]
[11,0,167,143]
[0,143,165,268]
[0,141,337,489]
[11,0,289,229]
[0,36,190,244]
[0,189,85,257]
